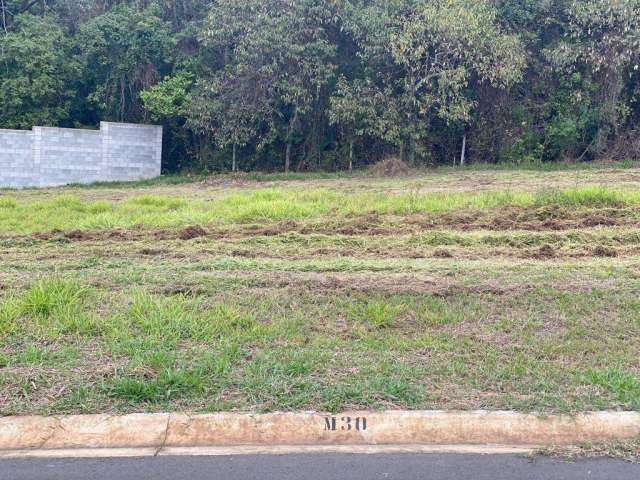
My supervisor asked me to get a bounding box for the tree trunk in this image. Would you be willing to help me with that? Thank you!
[408,138,415,165]
[285,143,292,174]
[595,67,622,155]
[232,143,237,173]
[285,106,299,173]
[349,140,354,173]
[460,134,466,166]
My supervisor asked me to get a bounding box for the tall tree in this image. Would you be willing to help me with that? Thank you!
[201,0,337,172]
[188,69,273,172]
[77,4,174,123]
[0,14,81,128]
[550,0,640,153]
[329,76,402,170]
[389,0,525,162]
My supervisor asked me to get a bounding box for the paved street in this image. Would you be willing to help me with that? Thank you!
[1,453,637,480]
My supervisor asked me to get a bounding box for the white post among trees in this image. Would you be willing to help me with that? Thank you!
[232,143,237,172]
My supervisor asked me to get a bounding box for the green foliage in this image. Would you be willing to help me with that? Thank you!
[77,4,175,122]
[391,0,524,123]
[0,14,81,128]
[347,299,400,329]
[585,369,640,410]
[141,73,193,121]
[2,0,640,170]
[22,279,88,319]
[107,369,204,403]
[195,0,337,171]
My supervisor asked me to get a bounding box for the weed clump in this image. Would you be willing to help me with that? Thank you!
[22,279,88,318]
[0,196,17,209]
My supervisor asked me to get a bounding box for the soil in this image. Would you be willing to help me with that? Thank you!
[178,225,209,240]
[593,245,618,258]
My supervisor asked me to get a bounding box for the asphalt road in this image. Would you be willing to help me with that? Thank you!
[1,454,638,480]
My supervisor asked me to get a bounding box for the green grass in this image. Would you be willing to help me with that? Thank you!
[1,186,639,235]
[585,369,640,410]
[0,167,639,415]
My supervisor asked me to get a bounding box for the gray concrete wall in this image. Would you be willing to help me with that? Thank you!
[0,130,36,188]
[0,122,162,188]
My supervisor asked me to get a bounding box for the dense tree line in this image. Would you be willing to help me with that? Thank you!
[1,0,640,172]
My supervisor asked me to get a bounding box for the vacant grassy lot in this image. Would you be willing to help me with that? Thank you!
[1,165,639,415]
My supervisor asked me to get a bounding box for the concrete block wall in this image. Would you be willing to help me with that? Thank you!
[0,130,36,188]
[0,122,162,188]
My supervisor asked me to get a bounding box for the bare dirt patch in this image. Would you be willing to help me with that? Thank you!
[532,244,556,259]
[178,225,209,240]
[201,172,252,188]
[433,248,454,258]
[216,271,534,298]
[2,205,638,246]
[593,245,618,258]
[212,208,640,238]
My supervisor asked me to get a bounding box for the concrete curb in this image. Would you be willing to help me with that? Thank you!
[0,411,638,457]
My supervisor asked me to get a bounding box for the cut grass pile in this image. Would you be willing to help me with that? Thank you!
[0,167,639,416]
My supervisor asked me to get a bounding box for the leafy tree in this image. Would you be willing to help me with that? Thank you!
[389,0,525,162]
[1,0,638,170]
[549,0,640,153]
[188,70,273,172]
[0,14,81,128]
[77,4,174,122]
[141,72,194,171]
[201,0,337,172]
[141,72,192,121]
[329,76,401,170]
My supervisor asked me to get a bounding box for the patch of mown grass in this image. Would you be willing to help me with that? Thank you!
[534,186,631,207]
[23,280,100,336]
[125,195,187,210]
[584,369,640,410]
[0,280,639,414]
[2,185,640,234]
[68,174,203,189]
[1,168,640,416]
[238,346,427,412]
[21,279,88,318]
[103,292,263,354]
[0,296,20,336]
[107,368,204,404]
[0,279,101,338]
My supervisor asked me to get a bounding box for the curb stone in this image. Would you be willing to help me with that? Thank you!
[0,411,638,457]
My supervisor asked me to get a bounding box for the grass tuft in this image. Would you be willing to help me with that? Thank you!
[0,196,17,209]
[107,369,204,403]
[585,369,640,410]
[22,279,88,319]
[347,299,400,329]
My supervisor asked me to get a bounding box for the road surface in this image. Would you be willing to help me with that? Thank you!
[1,453,638,480]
